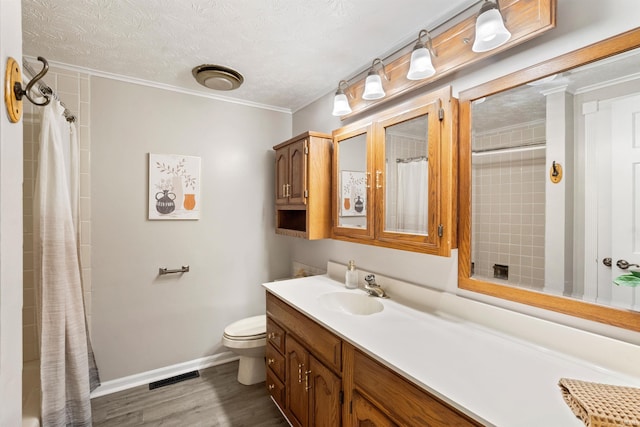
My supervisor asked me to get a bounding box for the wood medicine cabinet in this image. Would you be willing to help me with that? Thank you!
[274,131,332,239]
[332,86,457,256]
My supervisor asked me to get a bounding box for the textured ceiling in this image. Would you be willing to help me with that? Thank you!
[473,48,640,135]
[22,0,476,112]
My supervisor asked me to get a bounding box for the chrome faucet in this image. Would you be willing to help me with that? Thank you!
[364,274,388,298]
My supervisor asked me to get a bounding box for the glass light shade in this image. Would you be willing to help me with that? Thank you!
[332,92,352,116]
[407,47,436,80]
[472,8,511,52]
[362,73,385,100]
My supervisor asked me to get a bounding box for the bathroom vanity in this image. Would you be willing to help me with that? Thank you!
[263,267,640,426]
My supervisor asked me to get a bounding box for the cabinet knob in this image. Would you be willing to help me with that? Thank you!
[267,332,278,340]
[268,383,275,391]
[267,358,275,365]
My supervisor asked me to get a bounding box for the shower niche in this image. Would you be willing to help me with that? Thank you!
[331,86,457,256]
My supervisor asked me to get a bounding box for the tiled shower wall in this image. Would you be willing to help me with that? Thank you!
[471,120,546,289]
[385,132,428,231]
[23,65,91,362]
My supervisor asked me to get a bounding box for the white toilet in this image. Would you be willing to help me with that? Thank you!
[221,314,267,385]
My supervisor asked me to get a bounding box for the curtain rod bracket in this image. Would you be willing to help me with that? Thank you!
[4,56,55,123]
[15,57,51,106]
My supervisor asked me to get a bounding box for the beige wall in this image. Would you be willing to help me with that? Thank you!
[90,77,292,380]
[291,0,640,344]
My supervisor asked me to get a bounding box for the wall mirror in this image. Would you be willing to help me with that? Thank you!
[333,87,457,256]
[333,123,374,240]
[382,114,430,236]
[459,28,640,331]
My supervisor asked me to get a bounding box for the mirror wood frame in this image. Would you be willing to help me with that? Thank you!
[458,27,640,332]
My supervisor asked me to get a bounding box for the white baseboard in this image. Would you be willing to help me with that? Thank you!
[90,352,239,398]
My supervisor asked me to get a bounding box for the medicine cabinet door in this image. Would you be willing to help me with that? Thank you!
[332,122,374,241]
[374,101,441,250]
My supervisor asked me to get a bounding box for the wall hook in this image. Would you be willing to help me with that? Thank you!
[15,56,51,107]
[4,56,52,123]
[550,161,563,184]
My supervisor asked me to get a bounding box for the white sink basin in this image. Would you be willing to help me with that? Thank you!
[318,292,384,315]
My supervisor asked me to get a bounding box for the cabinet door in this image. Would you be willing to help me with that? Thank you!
[286,336,309,427]
[374,100,441,249]
[331,86,456,256]
[288,138,307,205]
[351,391,397,427]
[308,355,341,427]
[275,146,289,205]
[332,122,375,240]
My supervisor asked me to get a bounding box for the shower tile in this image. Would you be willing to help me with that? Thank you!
[84,291,92,316]
[23,306,36,326]
[80,150,91,173]
[80,79,90,102]
[80,173,91,197]
[56,75,78,94]
[80,197,92,219]
[23,325,39,362]
[80,221,91,245]
[80,102,90,126]
[81,246,91,267]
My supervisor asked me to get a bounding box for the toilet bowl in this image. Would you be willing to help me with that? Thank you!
[221,314,266,385]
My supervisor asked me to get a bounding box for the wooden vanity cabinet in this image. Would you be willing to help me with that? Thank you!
[266,317,286,408]
[266,292,480,426]
[344,344,481,427]
[273,131,332,239]
[266,292,342,427]
[351,391,397,427]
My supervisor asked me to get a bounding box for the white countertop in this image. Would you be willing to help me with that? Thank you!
[263,275,640,427]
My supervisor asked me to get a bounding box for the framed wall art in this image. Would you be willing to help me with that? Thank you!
[340,170,366,217]
[148,153,201,220]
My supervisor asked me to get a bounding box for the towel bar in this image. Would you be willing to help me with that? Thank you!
[159,265,190,275]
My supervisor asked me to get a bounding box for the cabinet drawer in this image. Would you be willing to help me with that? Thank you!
[267,316,285,354]
[266,369,285,410]
[353,349,481,426]
[267,292,342,373]
[266,343,285,381]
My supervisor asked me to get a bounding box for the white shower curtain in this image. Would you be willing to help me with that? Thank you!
[33,100,99,426]
[396,159,428,234]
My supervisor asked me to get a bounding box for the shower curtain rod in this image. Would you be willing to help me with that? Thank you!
[471,142,546,156]
[396,155,428,163]
[22,57,76,123]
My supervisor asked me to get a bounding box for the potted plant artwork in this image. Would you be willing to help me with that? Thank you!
[148,154,201,220]
[341,171,366,217]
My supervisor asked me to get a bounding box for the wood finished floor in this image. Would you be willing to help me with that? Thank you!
[91,361,289,426]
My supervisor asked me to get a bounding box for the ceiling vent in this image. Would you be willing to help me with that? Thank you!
[192,64,244,91]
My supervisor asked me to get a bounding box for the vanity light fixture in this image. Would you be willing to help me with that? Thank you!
[362,58,389,100]
[407,30,437,80]
[472,0,512,53]
[332,80,353,116]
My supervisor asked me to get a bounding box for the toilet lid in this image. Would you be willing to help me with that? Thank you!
[224,314,266,339]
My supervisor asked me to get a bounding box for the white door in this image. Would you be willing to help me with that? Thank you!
[609,93,640,310]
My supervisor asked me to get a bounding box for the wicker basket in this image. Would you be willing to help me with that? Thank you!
[558,378,640,427]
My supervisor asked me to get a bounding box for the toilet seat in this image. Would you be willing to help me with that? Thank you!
[223,314,266,340]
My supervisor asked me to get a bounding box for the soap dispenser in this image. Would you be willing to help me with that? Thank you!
[345,260,358,289]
